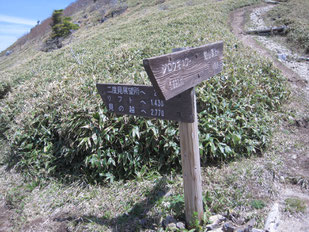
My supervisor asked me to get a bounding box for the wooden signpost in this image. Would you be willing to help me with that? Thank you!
[96,42,224,226]
[143,41,223,100]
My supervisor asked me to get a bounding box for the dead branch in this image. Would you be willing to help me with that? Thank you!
[245,26,288,35]
[264,0,279,4]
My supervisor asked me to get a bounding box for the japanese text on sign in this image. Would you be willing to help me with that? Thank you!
[96,84,195,123]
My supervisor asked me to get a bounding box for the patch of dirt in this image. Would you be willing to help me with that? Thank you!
[0,198,73,232]
[22,214,71,232]
[277,188,309,232]
[230,3,309,231]
[0,201,14,232]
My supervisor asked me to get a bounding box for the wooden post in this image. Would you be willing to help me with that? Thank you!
[179,87,203,225]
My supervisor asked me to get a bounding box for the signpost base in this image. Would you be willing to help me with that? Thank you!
[179,88,203,225]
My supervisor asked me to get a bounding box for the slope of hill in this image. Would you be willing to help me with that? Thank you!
[0,0,288,183]
[0,0,127,68]
[0,0,292,230]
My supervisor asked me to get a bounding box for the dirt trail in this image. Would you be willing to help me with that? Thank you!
[230,4,309,232]
[230,5,308,91]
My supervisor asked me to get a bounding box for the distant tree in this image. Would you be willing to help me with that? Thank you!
[50,9,79,38]
[51,10,64,27]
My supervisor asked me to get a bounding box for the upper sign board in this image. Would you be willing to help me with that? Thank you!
[143,41,223,100]
[97,84,195,122]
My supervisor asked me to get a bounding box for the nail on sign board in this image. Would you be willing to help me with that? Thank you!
[96,84,195,122]
[143,41,223,100]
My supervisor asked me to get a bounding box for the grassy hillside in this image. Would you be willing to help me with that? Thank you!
[0,0,288,183]
[0,0,294,231]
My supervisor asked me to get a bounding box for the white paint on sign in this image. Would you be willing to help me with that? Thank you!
[168,77,184,90]
[129,106,135,114]
[150,99,164,107]
[204,48,219,60]
[108,103,114,111]
[97,83,195,122]
[151,108,164,117]
[162,58,192,75]
[107,86,140,96]
[118,105,124,112]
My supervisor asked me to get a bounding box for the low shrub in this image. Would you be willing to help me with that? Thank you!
[0,81,10,99]
[9,58,287,182]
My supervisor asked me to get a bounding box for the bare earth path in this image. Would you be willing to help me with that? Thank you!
[230,4,309,232]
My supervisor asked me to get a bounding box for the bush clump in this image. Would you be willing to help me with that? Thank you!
[51,9,79,38]
[9,58,288,182]
[0,81,10,99]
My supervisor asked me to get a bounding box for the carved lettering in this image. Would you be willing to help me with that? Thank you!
[162,58,192,75]
[143,41,223,100]
[129,106,135,114]
[212,61,219,71]
[97,84,195,122]
[151,109,164,117]
[151,99,164,107]
[169,77,184,90]
[118,105,124,112]
[108,103,114,111]
[204,48,219,61]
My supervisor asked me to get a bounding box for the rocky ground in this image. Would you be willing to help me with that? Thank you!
[248,5,309,97]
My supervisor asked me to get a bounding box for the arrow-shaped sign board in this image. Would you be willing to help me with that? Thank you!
[96,84,195,122]
[143,41,223,100]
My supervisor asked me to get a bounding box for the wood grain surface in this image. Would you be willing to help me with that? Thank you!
[143,41,223,100]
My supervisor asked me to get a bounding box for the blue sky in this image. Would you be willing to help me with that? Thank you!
[0,0,73,52]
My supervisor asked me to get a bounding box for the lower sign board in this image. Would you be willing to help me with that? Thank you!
[96,84,195,122]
